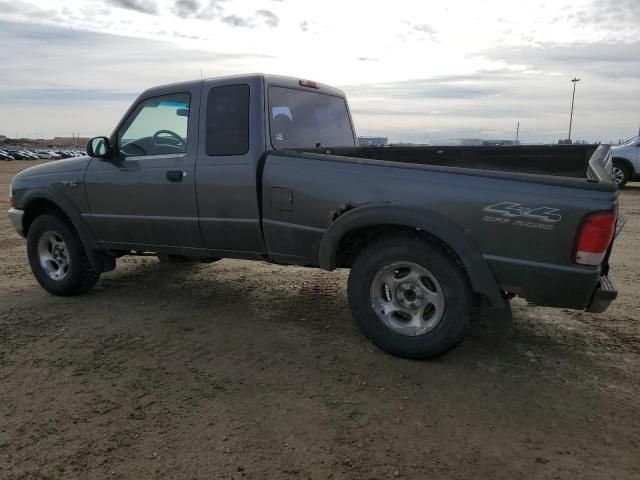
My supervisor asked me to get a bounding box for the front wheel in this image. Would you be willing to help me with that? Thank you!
[27,214,100,296]
[347,235,474,359]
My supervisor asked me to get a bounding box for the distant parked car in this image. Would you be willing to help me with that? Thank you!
[20,151,38,160]
[0,151,15,161]
[35,150,61,159]
[611,136,640,187]
[54,150,75,159]
[4,149,30,160]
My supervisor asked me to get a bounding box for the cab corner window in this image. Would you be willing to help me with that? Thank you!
[206,84,250,156]
[118,93,190,157]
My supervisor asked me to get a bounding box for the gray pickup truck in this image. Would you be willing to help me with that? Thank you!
[8,74,622,358]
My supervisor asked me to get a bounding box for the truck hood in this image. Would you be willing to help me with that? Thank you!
[14,156,92,179]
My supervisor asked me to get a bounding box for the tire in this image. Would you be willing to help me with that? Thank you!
[347,235,474,359]
[612,162,629,188]
[27,213,100,296]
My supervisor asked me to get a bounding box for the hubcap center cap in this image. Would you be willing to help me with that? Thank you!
[396,282,423,309]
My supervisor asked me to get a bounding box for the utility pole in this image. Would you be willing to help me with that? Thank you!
[516,121,520,145]
[568,77,580,143]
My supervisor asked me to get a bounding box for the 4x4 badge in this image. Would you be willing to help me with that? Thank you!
[483,202,562,223]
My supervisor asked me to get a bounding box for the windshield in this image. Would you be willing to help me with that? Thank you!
[268,87,355,148]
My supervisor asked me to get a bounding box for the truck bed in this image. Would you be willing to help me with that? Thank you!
[294,144,612,182]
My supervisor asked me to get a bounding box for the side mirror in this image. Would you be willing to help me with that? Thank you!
[86,136,113,159]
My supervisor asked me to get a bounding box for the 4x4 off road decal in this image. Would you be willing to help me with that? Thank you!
[482,202,562,230]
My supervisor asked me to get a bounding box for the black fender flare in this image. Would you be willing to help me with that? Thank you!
[21,187,115,273]
[318,204,505,307]
[612,157,635,177]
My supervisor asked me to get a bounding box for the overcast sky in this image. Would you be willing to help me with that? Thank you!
[0,0,638,143]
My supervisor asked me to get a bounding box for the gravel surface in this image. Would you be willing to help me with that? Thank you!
[1,160,639,479]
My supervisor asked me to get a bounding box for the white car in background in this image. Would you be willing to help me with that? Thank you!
[35,150,61,159]
[611,135,640,187]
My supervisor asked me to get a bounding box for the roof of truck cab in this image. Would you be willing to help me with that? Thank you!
[140,73,347,98]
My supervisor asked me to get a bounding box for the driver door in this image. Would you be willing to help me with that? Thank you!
[84,85,203,250]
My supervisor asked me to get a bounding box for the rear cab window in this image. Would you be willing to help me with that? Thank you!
[206,84,250,156]
[268,87,355,149]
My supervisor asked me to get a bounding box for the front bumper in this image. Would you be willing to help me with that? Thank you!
[8,208,25,237]
[586,275,618,313]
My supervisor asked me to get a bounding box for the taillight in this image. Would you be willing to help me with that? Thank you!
[574,210,617,266]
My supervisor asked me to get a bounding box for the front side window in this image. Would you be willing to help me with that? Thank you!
[118,93,190,157]
[269,87,355,149]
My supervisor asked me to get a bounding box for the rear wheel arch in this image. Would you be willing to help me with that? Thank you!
[319,205,505,308]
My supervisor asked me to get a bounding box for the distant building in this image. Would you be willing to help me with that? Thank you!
[358,136,388,146]
[53,136,89,147]
[429,138,483,146]
[482,140,517,146]
[0,135,7,141]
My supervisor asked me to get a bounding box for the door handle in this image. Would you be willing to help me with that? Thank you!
[166,170,185,182]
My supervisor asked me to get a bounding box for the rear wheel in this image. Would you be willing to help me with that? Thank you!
[612,162,629,188]
[347,235,474,359]
[27,214,100,295]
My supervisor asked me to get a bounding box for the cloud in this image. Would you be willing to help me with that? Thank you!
[0,88,137,104]
[0,20,273,137]
[256,9,279,28]
[346,77,502,101]
[196,0,228,20]
[218,9,279,28]
[481,41,640,80]
[341,54,639,142]
[568,0,639,32]
[412,23,437,39]
[220,14,252,27]
[174,0,200,18]
[106,0,159,15]
[0,0,61,20]
[1,2,638,143]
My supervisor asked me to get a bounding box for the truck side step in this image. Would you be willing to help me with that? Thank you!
[586,275,617,313]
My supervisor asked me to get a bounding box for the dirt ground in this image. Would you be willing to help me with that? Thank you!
[0,159,638,480]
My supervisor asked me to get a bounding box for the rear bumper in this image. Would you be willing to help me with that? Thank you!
[586,275,617,313]
[586,214,626,313]
[8,208,24,237]
[485,255,602,310]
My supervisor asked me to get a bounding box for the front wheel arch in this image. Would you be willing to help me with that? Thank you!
[612,159,632,187]
[22,196,114,273]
